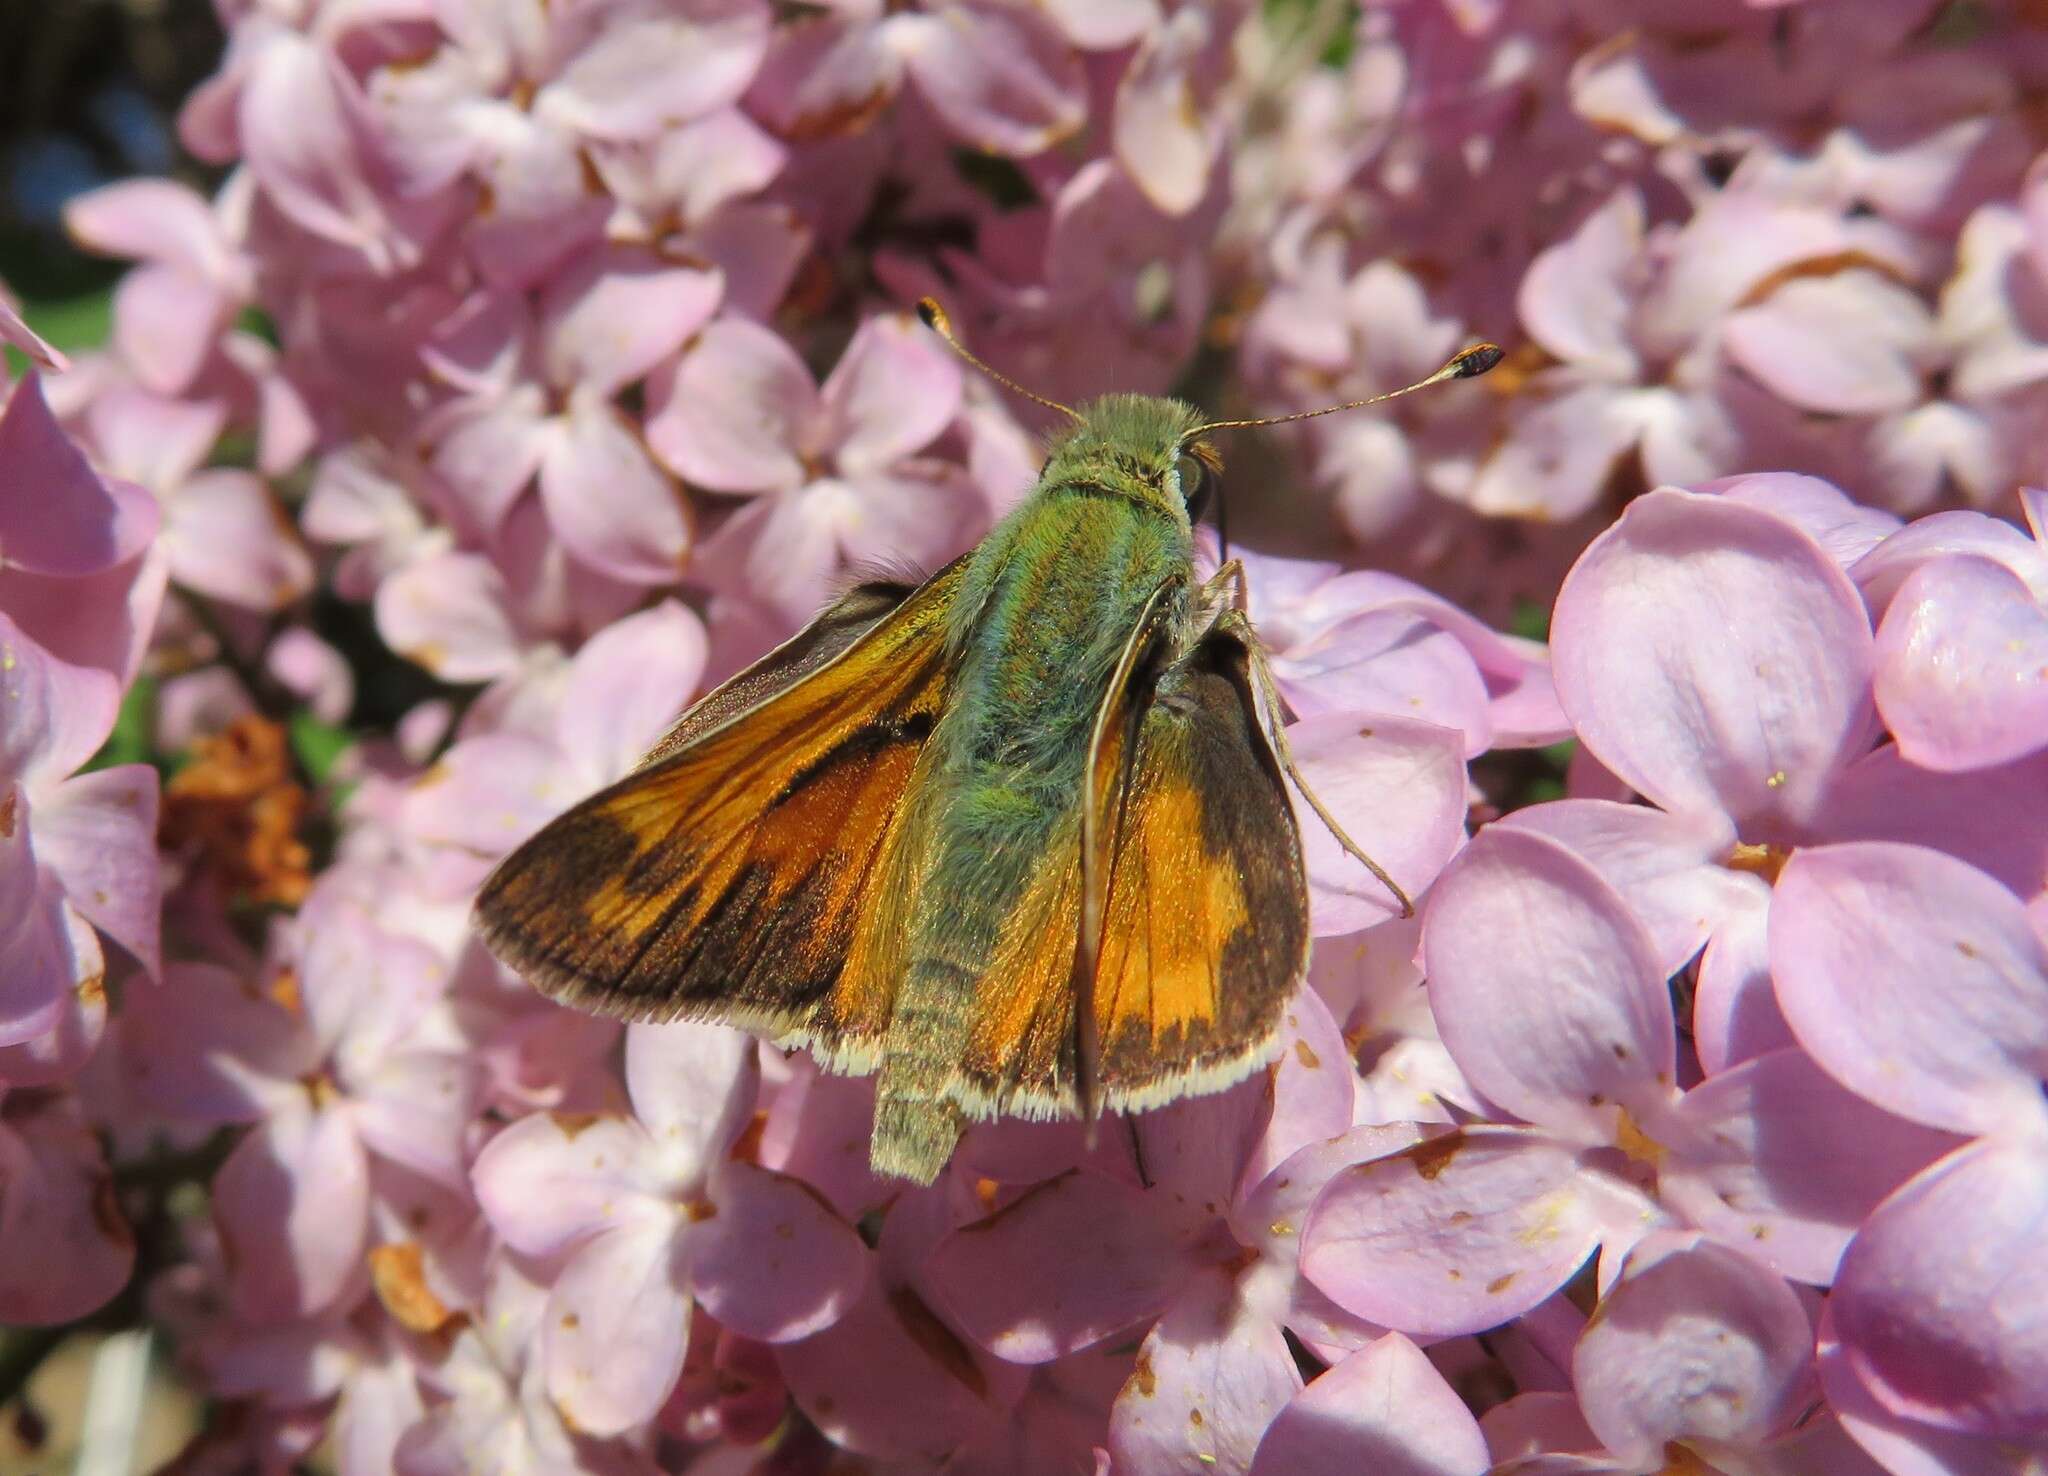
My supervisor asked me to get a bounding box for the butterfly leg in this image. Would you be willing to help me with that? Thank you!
[1212,607,1416,919]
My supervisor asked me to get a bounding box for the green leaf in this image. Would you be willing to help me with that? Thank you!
[1509,598,1551,643]
[289,709,356,785]
[85,676,160,774]
[10,291,116,369]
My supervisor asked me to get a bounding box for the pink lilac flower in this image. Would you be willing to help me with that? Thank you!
[403,598,706,894]
[0,1092,134,1322]
[63,176,256,397]
[0,375,165,1048]
[471,1022,866,1434]
[1528,476,2048,1072]
[1854,487,2048,771]
[747,1,1088,161]
[79,382,315,611]
[417,243,718,590]
[395,1254,658,1476]
[647,310,974,626]
[919,992,1432,1474]
[119,887,477,1323]
[1480,1234,1882,1475]
[1299,823,1959,1341]
[1771,841,2048,1466]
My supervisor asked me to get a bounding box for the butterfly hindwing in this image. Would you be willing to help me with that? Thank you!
[473,560,966,1066]
[953,619,1308,1116]
[1091,624,1309,1107]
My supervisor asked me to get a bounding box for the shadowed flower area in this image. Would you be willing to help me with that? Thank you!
[1,1,2046,1473]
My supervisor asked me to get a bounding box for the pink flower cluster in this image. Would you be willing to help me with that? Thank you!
[4,1,2047,1472]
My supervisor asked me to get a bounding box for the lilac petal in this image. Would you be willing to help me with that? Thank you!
[1107,1268,1301,1476]
[1817,1311,2034,1476]
[1692,887,1796,1075]
[589,109,785,233]
[1826,746,2048,904]
[0,612,121,788]
[554,600,706,788]
[375,551,523,683]
[34,764,161,978]
[1704,471,1902,572]
[0,821,86,1048]
[779,1268,1021,1462]
[215,1104,370,1320]
[538,244,722,399]
[544,1214,691,1437]
[1498,799,1751,977]
[405,732,562,860]
[267,626,353,723]
[1573,1235,1814,1465]
[1550,488,1876,835]
[899,5,1086,157]
[1834,1137,2048,1439]
[1658,1048,1964,1286]
[237,34,404,266]
[163,469,315,609]
[1480,1392,1600,1463]
[1771,843,2048,1137]
[349,1051,476,1189]
[1232,1125,1423,1354]
[119,962,307,1122]
[1724,270,1933,415]
[644,316,811,494]
[755,1062,891,1220]
[1300,1128,1611,1336]
[1875,555,2048,771]
[538,0,769,141]
[1036,0,1159,48]
[425,389,549,533]
[746,12,904,143]
[63,175,227,272]
[1291,712,1467,936]
[624,1022,756,1174]
[1239,986,1357,1194]
[111,263,229,394]
[691,1160,866,1342]
[0,374,159,574]
[1112,10,1219,216]
[471,1111,671,1257]
[1274,612,1493,756]
[1518,188,1642,379]
[1852,508,2048,617]
[816,313,962,476]
[1422,826,1675,1139]
[539,393,691,585]
[81,379,226,498]
[0,1107,132,1324]
[0,963,105,1087]
[926,1171,1199,1363]
[1249,1333,1490,1476]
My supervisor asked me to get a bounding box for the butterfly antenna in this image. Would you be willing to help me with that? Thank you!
[1190,342,1504,437]
[917,298,1084,425]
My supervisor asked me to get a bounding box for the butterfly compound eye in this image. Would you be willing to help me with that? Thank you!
[1176,452,1212,521]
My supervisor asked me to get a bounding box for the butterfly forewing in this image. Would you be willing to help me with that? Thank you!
[473,560,966,1065]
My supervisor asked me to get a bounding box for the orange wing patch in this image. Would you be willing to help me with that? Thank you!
[953,627,1307,1117]
[1093,631,1307,1108]
[474,562,964,1064]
